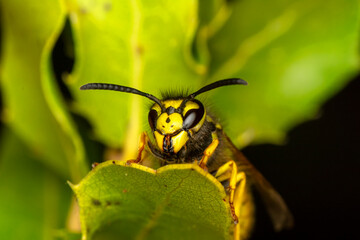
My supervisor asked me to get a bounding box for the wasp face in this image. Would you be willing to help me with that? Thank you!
[148,99,206,155]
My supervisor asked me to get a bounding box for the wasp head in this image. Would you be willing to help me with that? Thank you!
[148,99,205,155]
[80,78,247,156]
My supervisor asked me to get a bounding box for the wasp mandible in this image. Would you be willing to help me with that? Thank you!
[80,79,293,238]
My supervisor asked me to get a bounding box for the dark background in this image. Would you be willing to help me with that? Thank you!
[245,74,360,239]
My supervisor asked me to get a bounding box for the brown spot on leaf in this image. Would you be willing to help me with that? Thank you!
[123,189,128,193]
[92,199,101,206]
[112,160,116,164]
[104,2,112,11]
[80,8,87,14]
[136,45,144,56]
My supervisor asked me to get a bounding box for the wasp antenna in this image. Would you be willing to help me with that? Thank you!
[188,78,248,99]
[80,83,164,110]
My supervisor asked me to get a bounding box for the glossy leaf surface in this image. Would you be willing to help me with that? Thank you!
[71,161,232,240]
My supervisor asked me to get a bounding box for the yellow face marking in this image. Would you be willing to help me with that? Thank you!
[156,113,183,134]
[171,130,189,153]
[163,99,183,109]
[154,129,189,154]
[183,101,200,116]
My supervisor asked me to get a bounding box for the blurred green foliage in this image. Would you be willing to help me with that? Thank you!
[0,0,359,239]
[0,129,74,239]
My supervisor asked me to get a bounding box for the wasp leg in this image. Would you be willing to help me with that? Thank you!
[214,160,243,225]
[233,172,247,240]
[198,139,219,170]
[126,132,148,165]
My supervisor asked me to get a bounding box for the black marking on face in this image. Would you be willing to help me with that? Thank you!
[166,117,170,123]
[166,106,176,115]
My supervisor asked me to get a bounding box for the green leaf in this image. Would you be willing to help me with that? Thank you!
[0,128,72,240]
[71,160,232,240]
[0,0,87,180]
[203,0,360,146]
[67,0,204,156]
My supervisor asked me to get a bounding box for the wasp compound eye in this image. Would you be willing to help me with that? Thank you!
[148,109,158,130]
[183,105,205,130]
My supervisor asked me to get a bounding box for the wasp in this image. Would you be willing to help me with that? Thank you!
[80,79,293,239]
